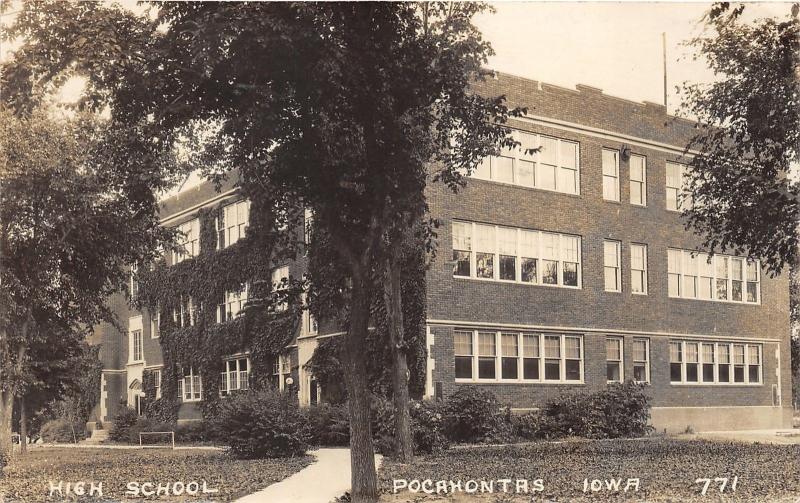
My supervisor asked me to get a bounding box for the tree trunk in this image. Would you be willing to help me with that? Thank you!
[383,253,413,463]
[19,397,27,454]
[0,390,13,460]
[342,274,379,503]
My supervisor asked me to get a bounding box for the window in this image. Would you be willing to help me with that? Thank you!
[602,149,619,201]
[632,339,649,383]
[130,329,143,362]
[217,199,250,249]
[130,264,139,299]
[272,266,290,312]
[606,337,623,383]
[172,296,198,328]
[629,154,647,205]
[630,244,647,294]
[666,162,691,211]
[220,357,250,396]
[153,369,162,399]
[454,331,582,383]
[150,310,160,339]
[217,285,248,323]
[178,367,202,402]
[173,218,200,264]
[273,354,292,391]
[451,221,581,288]
[667,249,760,304]
[603,240,621,292]
[304,208,314,245]
[473,131,580,195]
[670,340,762,385]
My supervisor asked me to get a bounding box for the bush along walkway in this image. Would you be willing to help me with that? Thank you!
[234,448,383,503]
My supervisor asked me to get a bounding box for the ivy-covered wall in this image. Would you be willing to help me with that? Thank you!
[136,197,303,422]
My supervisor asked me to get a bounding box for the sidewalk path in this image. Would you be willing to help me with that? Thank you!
[234,448,383,503]
[679,429,800,445]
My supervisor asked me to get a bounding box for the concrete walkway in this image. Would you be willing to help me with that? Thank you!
[234,448,383,503]
[680,429,800,445]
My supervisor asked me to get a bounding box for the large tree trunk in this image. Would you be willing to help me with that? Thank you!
[383,253,413,463]
[342,274,379,503]
[0,390,13,460]
[19,398,27,454]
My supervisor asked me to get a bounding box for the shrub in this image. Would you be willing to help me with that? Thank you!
[371,398,450,455]
[40,418,86,443]
[175,422,211,443]
[538,381,653,439]
[304,403,350,447]
[442,386,507,443]
[109,407,140,442]
[208,388,309,459]
[511,411,543,440]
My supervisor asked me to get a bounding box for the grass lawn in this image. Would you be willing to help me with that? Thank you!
[379,438,800,502]
[0,447,312,502]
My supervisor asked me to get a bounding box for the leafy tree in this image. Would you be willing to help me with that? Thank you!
[4,3,518,498]
[680,3,799,274]
[0,106,172,458]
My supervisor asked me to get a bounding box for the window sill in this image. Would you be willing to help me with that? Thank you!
[631,292,648,296]
[127,360,145,365]
[668,296,761,306]
[453,275,581,290]
[669,382,763,387]
[181,399,203,403]
[467,177,582,199]
[455,378,584,385]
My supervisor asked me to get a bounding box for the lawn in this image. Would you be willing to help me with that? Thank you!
[0,447,312,502]
[379,438,800,502]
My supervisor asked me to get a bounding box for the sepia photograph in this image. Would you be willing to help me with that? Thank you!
[0,1,798,502]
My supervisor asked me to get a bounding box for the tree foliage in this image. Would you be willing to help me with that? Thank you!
[680,3,800,274]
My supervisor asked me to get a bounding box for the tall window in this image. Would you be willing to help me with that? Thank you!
[178,367,202,402]
[150,310,160,339]
[603,240,621,292]
[220,357,249,396]
[451,221,581,288]
[454,330,582,383]
[304,208,314,245]
[602,149,619,201]
[666,162,691,211]
[632,338,649,383]
[272,266,290,312]
[670,340,761,385]
[630,244,647,295]
[668,249,760,304]
[130,264,139,299]
[153,369,162,399]
[217,285,248,323]
[629,154,646,205]
[172,296,198,328]
[474,131,579,195]
[173,218,200,264]
[606,337,623,383]
[130,329,143,362]
[217,199,250,249]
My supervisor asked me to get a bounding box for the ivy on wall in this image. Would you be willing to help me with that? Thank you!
[135,197,303,422]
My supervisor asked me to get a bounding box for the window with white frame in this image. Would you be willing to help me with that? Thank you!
[272,266,290,311]
[606,337,623,382]
[272,354,292,391]
[130,329,143,362]
[667,249,760,304]
[629,154,646,205]
[630,244,647,295]
[150,310,160,339]
[632,338,649,383]
[177,367,202,401]
[302,293,318,335]
[173,218,200,264]
[603,240,621,292]
[217,285,248,323]
[172,296,198,328]
[220,357,249,396]
[602,149,620,201]
[473,131,580,195]
[153,369,162,399]
[304,208,314,245]
[670,340,761,385]
[451,221,581,288]
[454,330,582,383]
[130,264,139,299]
[666,162,692,211]
[217,199,250,249]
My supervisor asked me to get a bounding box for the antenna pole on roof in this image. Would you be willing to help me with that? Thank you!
[662,32,668,109]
